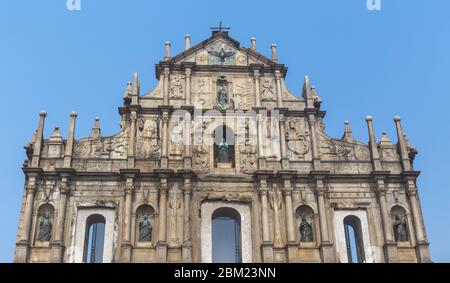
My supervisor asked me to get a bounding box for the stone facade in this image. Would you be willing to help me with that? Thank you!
[14,30,431,263]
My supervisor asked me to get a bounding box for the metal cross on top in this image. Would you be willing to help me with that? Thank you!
[210,21,230,33]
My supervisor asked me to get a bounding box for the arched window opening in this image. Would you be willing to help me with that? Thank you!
[36,204,55,242]
[391,206,409,242]
[343,215,365,263]
[83,214,106,263]
[214,125,235,168]
[211,207,241,263]
[136,204,155,243]
[296,205,315,243]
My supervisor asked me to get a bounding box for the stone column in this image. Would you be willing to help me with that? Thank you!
[184,110,192,169]
[63,112,77,168]
[164,41,171,61]
[271,187,283,249]
[50,171,72,263]
[275,70,283,107]
[157,178,168,262]
[374,175,400,262]
[22,186,36,244]
[283,179,296,243]
[404,176,431,262]
[308,114,321,170]
[271,44,278,63]
[366,116,382,171]
[163,67,170,105]
[161,110,170,168]
[120,180,134,262]
[314,176,334,262]
[182,177,192,262]
[257,111,266,169]
[394,116,412,171]
[31,111,47,168]
[168,188,181,249]
[283,177,297,262]
[185,68,192,105]
[185,34,191,50]
[127,111,137,168]
[251,37,257,50]
[15,171,39,263]
[279,113,289,169]
[253,69,261,107]
[259,177,273,262]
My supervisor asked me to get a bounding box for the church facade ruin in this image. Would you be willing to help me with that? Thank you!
[14,29,431,263]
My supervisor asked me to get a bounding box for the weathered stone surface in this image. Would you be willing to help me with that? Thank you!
[14,30,430,263]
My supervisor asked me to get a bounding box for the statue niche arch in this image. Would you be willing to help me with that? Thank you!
[215,76,230,110]
[295,205,315,243]
[391,205,409,242]
[35,203,55,243]
[214,124,235,168]
[135,204,156,245]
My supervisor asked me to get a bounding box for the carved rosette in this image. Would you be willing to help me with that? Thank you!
[355,144,370,160]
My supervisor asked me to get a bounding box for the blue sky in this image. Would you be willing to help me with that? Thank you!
[1,0,449,262]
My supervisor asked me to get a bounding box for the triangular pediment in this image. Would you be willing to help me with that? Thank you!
[167,32,274,67]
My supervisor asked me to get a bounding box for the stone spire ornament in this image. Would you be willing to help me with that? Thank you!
[49,127,63,143]
[342,121,353,142]
[91,117,101,140]
[380,130,393,145]
[185,34,191,50]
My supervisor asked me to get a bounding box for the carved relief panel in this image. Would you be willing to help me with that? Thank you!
[195,51,208,65]
[136,118,161,159]
[110,126,129,159]
[192,77,212,108]
[192,119,211,173]
[261,116,281,159]
[380,146,400,161]
[286,117,311,160]
[236,52,248,66]
[232,78,253,110]
[73,122,129,160]
[319,132,354,161]
[169,118,185,158]
[261,78,276,102]
[238,119,257,174]
[169,75,185,99]
[206,41,237,65]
